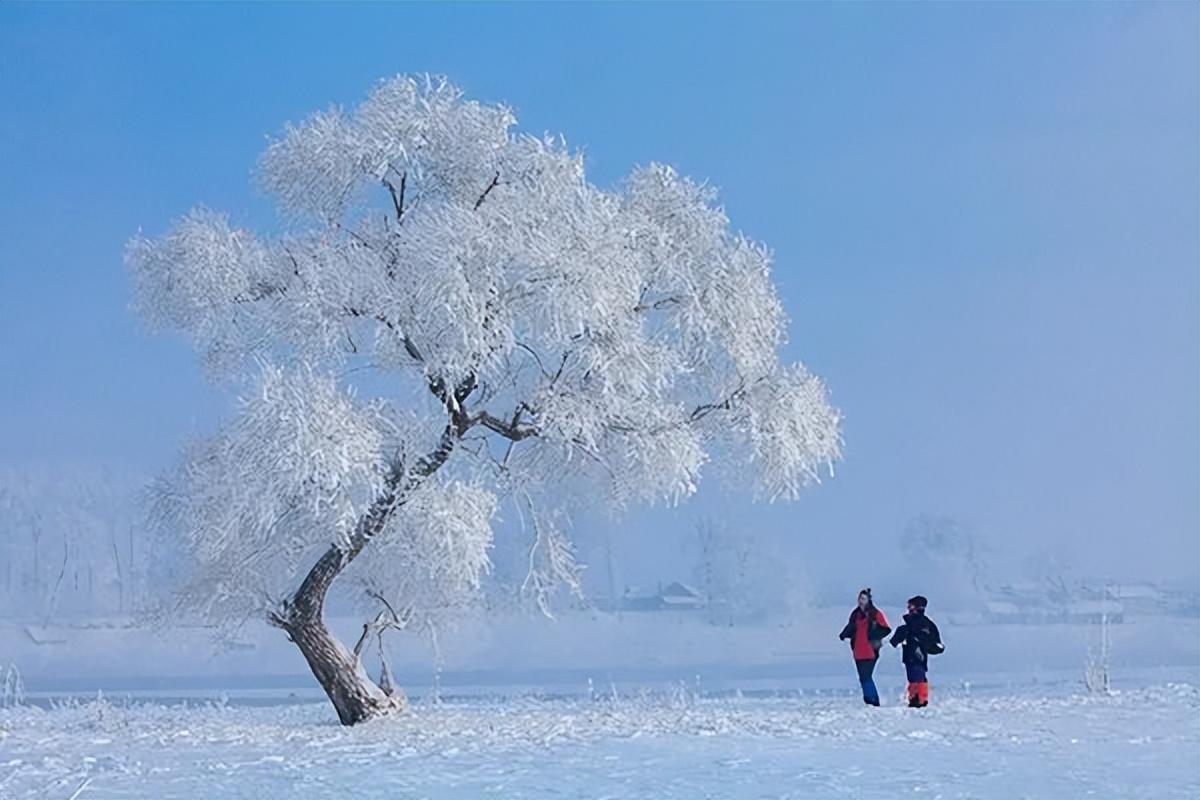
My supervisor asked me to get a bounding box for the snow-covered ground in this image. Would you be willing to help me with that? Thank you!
[2,685,1197,799]
[3,612,1197,798]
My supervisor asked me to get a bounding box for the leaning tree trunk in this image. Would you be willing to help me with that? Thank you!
[287,610,400,725]
[269,421,462,725]
[270,497,407,726]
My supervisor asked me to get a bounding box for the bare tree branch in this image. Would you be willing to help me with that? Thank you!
[474,172,501,210]
[633,296,683,313]
[342,306,424,362]
[515,342,550,377]
[689,378,750,423]
[383,172,406,223]
[353,610,387,659]
[231,281,288,304]
[473,410,537,442]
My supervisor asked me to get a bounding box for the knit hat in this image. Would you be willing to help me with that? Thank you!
[907,595,928,609]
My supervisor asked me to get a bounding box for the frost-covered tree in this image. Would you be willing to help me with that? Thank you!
[689,518,798,625]
[900,514,990,606]
[127,76,842,725]
[0,465,147,623]
[691,518,731,624]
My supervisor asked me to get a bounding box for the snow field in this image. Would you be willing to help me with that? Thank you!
[1,684,1197,799]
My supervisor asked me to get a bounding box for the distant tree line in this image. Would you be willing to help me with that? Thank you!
[0,466,158,624]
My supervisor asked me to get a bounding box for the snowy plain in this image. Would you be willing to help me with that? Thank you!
[2,685,1198,799]
[3,611,1199,798]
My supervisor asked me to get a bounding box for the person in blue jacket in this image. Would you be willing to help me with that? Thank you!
[889,595,943,707]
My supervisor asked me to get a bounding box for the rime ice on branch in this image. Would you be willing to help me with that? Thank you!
[127,75,842,724]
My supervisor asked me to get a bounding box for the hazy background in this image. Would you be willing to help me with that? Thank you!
[1,2,1196,613]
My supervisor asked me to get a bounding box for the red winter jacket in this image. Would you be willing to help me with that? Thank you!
[840,607,891,661]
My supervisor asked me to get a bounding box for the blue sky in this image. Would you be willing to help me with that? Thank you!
[1,3,1196,589]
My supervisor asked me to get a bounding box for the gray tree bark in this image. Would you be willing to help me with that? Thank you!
[269,411,467,725]
[269,475,411,726]
[287,613,401,725]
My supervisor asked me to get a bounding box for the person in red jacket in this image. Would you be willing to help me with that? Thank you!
[838,588,891,706]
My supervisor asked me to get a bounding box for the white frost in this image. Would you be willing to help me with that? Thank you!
[127,75,843,628]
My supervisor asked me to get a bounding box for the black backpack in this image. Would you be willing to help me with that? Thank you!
[921,618,944,656]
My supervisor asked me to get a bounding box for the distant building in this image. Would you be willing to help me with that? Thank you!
[1162,588,1200,617]
[600,581,706,613]
[658,582,704,610]
[984,582,1126,625]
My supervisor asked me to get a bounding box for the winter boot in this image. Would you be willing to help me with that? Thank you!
[906,682,921,707]
[916,683,929,708]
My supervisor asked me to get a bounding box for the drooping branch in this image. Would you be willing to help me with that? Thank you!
[514,342,550,377]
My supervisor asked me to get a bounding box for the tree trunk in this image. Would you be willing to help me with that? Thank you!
[272,538,406,726]
[270,390,473,725]
[287,615,402,726]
